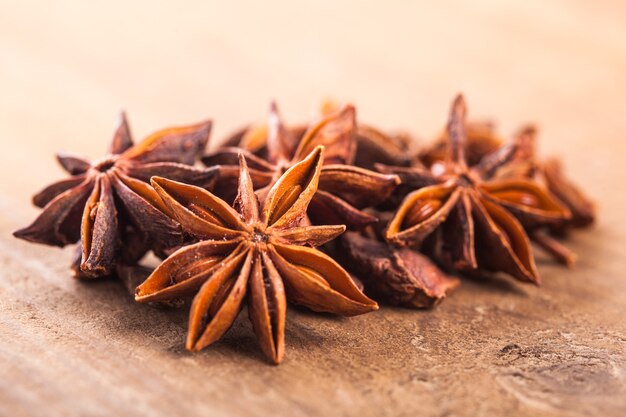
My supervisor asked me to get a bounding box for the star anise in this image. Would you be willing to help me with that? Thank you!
[319,99,413,170]
[541,158,595,229]
[496,125,596,230]
[491,125,596,265]
[419,120,504,168]
[352,125,413,170]
[135,146,378,364]
[224,99,413,171]
[339,231,459,308]
[381,95,571,284]
[202,103,399,229]
[14,113,217,277]
[218,117,306,161]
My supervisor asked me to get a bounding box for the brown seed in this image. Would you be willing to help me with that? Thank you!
[402,199,442,228]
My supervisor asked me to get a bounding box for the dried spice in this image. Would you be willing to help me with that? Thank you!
[381,95,571,283]
[136,147,377,364]
[319,100,413,170]
[353,125,413,169]
[541,158,595,229]
[500,127,596,230]
[14,113,216,277]
[203,103,400,229]
[419,120,503,168]
[493,126,596,266]
[340,231,459,308]
[219,120,308,161]
[12,94,599,366]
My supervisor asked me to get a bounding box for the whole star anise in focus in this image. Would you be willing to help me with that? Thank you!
[14,113,217,277]
[136,146,377,363]
[202,103,399,229]
[381,95,571,283]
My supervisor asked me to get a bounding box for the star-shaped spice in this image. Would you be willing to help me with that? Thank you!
[418,120,504,168]
[135,146,378,364]
[380,95,571,283]
[202,103,399,229]
[495,125,596,232]
[490,125,596,266]
[14,113,216,277]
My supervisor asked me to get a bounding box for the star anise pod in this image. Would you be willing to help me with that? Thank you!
[381,95,571,284]
[496,125,596,230]
[419,120,504,168]
[352,125,413,170]
[491,125,596,266]
[319,99,413,170]
[339,231,459,308]
[224,99,412,171]
[14,113,217,277]
[218,117,307,161]
[202,103,399,229]
[541,158,595,229]
[135,146,378,364]
[409,119,594,267]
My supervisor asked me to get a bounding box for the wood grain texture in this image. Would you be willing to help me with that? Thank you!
[1,1,625,416]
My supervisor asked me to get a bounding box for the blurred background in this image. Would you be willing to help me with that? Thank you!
[1,0,625,210]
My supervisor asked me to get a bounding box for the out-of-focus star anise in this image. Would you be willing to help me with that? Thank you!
[135,146,378,364]
[202,103,399,229]
[381,95,571,284]
[496,125,596,231]
[319,99,413,170]
[218,116,306,161]
[492,125,596,265]
[14,113,217,277]
[353,124,413,169]
[542,158,595,229]
[419,120,504,168]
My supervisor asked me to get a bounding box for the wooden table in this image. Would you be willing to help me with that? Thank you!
[1,1,625,416]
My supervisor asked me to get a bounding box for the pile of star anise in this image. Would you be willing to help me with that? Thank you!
[14,95,595,364]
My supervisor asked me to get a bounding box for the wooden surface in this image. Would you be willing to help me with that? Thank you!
[1,1,625,416]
